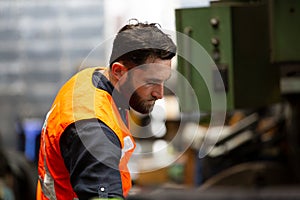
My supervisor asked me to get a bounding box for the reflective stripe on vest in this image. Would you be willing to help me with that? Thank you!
[37,67,135,199]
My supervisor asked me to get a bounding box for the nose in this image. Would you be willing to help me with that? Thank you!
[151,83,164,100]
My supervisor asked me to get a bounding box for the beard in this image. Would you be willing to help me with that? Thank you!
[129,91,155,114]
[119,71,156,114]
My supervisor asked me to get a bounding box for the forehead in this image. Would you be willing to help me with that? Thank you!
[131,59,172,80]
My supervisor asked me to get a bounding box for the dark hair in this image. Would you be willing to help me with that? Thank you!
[109,19,177,68]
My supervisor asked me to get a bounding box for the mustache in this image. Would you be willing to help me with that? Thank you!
[149,97,157,101]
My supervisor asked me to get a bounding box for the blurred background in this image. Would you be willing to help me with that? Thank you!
[0,0,300,199]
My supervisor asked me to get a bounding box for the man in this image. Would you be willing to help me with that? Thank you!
[36,20,177,200]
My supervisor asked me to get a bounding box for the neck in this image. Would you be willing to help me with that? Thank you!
[107,69,122,95]
[104,69,116,86]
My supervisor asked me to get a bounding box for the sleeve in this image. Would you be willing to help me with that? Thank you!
[59,118,124,200]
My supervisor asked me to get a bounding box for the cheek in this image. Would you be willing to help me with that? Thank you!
[135,85,152,97]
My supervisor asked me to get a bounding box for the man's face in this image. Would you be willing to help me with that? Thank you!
[120,58,171,114]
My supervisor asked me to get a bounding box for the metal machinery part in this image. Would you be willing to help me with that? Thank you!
[174,0,300,189]
[175,0,300,111]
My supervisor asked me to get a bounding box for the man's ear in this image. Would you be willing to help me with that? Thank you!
[111,62,127,80]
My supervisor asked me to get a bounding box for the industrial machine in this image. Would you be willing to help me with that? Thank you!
[175,0,300,112]
[175,0,300,189]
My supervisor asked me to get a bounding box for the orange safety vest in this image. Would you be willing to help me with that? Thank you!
[36,67,136,200]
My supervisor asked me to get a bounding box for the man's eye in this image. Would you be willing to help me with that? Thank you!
[147,81,155,85]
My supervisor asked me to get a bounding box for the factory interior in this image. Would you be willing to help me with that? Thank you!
[0,0,300,199]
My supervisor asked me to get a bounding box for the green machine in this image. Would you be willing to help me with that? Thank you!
[175,0,300,112]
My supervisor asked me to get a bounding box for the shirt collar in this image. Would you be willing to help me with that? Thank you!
[92,69,129,111]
